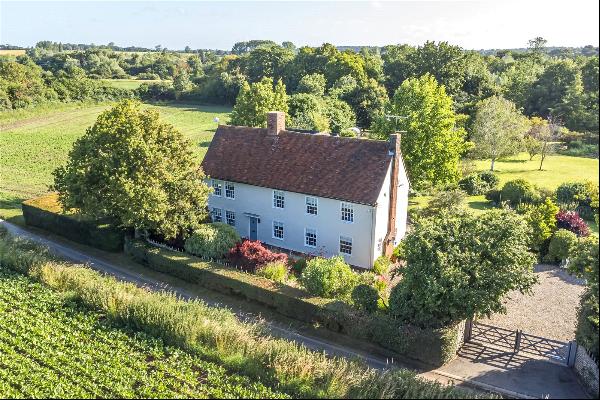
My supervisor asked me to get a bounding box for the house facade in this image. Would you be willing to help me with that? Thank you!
[201,111,409,269]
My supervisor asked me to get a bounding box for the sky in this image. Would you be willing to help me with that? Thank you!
[1,0,598,50]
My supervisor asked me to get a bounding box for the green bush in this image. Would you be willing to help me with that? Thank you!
[351,284,379,313]
[458,171,499,195]
[545,229,578,264]
[555,181,599,220]
[300,256,358,300]
[521,198,559,254]
[500,179,540,206]
[291,258,307,276]
[420,189,466,218]
[256,261,288,283]
[485,188,502,204]
[373,255,392,275]
[184,223,240,259]
[478,171,500,189]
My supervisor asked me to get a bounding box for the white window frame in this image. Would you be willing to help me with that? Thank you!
[304,228,317,248]
[273,190,285,209]
[225,210,235,226]
[340,202,354,223]
[225,182,235,199]
[211,207,223,223]
[305,196,318,215]
[211,179,222,197]
[272,220,284,240]
[339,235,353,256]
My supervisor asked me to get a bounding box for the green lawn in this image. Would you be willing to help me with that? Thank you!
[472,152,599,190]
[0,101,230,220]
[101,79,164,90]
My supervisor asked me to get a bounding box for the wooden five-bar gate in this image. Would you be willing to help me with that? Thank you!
[464,320,578,366]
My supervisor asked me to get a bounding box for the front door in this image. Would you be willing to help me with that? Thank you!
[249,217,258,240]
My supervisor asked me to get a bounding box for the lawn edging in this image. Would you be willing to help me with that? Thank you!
[22,194,125,252]
[125,238,465,367]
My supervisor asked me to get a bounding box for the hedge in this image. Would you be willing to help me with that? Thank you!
[125,238,465,366]
[22,194,125,252]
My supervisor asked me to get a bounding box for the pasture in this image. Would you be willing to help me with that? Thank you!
[0,49,26,57]
[0,267,284,398]
[101,78,164,90]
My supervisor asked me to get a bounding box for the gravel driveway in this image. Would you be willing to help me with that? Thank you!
[478,264,586,341]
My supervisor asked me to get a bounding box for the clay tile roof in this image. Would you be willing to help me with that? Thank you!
[201,125,394,205]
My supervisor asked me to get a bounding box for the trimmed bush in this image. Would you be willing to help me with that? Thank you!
[500,179,540,206]
[556,210,590,237]
[458,171,499,195]
[228,240,288,272]
[555,181,599,220]
[545,229,578,264]
[22,194,125,252]
[300,256,358,300]
[478,170,500,189]
[256,261,288,283]
[351,284,379,313]
[521,198,559,254]
[373,255,392,275]
[184,223,240,259]
[291,257,307,276]
[485,188,502,205]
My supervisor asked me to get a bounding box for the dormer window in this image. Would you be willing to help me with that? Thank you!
[225,182,235,199]
[273,190,285,209]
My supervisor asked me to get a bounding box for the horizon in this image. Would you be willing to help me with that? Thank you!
[1,0,599,51]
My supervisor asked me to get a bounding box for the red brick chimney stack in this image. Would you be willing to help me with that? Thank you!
[267,111,286,135]
[384,133,402,256]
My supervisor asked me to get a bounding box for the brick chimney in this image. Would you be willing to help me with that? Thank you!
[267,111,285,135]
[384,133,402,257]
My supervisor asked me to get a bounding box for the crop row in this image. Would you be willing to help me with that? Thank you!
[0,268,288,399]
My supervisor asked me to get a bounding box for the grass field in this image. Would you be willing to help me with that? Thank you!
[0,101,230,199]
[0,267,284,398]
[472,153,599,190]
[0,49,26,56]
[101,79,164,90]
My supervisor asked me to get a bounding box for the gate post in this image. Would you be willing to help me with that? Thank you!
[514,329,522,353]
[464,319,473,342]
[567,341,578,367]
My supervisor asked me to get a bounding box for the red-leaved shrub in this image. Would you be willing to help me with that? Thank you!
[228,240,288,272]
[556,210,590,237]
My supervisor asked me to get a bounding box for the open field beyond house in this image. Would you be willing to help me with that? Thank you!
[0,102,231,220]
[101,78,165,90]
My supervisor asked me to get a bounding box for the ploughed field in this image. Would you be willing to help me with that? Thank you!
[0,267,285,399]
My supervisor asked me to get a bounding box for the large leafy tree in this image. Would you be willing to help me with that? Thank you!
[389,209,537,328]
[471,95,530,171]
[53,100,210,239]
[372,74,467,189]
[229,77,288,127]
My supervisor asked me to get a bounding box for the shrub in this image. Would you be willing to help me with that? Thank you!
[184,223,240,259]
[521,198,559,254]
[373,255,392,275]
[500,179,540,206]
[300,256,358,300]
[228,240,288,272]
[545,229,578,264]
[556,210,590,237]
[351,284,379,313]
[389,209,537,328]
[291,257,307,276]
[256,261,288,283]
[458,174,486,195]
[420,189,466,218]
[555,181,599,220]
[485,188,502,205]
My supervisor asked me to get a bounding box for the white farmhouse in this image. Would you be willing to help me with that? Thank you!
[201,111,409,269]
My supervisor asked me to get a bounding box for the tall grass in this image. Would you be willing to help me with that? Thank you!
[0,231,489,399]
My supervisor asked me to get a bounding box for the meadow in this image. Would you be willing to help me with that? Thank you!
[101,78,164,90]
[0,267,285,399]
[0,101,230,220]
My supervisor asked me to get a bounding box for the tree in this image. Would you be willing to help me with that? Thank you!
[523,117,546,160]
[389,209,537,328]
[471,96,529,171]
[372,74,467,189]
[172,66,193,98]
[52,100,210,239]
[538,117,560,171]
[287,93,329,132]
[229,77,288,127]
[296,73,326,96]
[528,37,548,55]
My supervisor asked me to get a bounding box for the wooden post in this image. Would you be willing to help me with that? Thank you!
[567,341,578,367]
[514,329,522,353]
[464,319,473,342]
